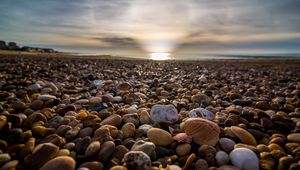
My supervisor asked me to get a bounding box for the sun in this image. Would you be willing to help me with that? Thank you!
[150,52,171,60]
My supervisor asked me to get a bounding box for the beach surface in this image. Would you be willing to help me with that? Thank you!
[0,53,300,170]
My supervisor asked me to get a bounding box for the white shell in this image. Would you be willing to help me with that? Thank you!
[188,108,214,120]
[229,148,259,170]
[150,104,178,124]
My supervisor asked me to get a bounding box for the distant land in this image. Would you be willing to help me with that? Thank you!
[0,40,57,53]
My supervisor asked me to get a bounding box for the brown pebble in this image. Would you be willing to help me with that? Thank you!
[97,141,115,163]
[79,161,104,170]
[100,114,122,127]
[176,143,191,156]
[40,156,76,170]
[231,126,257,146]
[195,159,208,170]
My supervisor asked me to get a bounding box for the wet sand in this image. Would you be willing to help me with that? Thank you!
[0,53,300,170]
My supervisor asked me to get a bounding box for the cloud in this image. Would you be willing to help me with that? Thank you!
[94,36,139,47]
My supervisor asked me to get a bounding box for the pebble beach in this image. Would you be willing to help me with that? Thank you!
[0,54,300,170]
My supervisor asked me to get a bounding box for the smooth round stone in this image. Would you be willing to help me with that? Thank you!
[219,165,241,170]
[131,140,155,156]
[1,160,19,170]
[194,159,208,170]
[123,151,151,170]
[57,149,70,156]
[85,141,101,157]
[79,161,104,170]
[175,143,191,156]
[117,82,131,91]
[182,118,220,146]
[0,153,11,165]
[37,94,57,101]
[231,126,257,146]
[110,165,128,170]
[121,123,136,139]
[219,138,236,153]
[139,110,151,124]
[191,93,210,105]
[79,127,93,138]
[29,100,44,110]
[229,148,259,170]
[100,114,122,127]
[215,151,229,166]
[89,97,102,104]
[40,156,76,170]
[150,104,178,124]
[97,141,115,163]
[188,108,214,120]
[147,128,173,146]
[24,143,59,169]
[28,83,42,91]
[0,115,7,130]
[287,133,300,143]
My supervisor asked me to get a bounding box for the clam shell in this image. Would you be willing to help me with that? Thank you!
[182,118,220,146]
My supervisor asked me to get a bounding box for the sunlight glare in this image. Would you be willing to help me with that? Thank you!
[150,53,171,60]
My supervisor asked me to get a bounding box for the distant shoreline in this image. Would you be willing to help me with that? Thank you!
[1,50,300,64]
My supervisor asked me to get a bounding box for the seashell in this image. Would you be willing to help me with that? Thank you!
[229,148,259,170]
[147,128,173,146]
[24,143,59,169]
[172,133,192,143]
[131,140,155,156]
[188,108,214,120]
[100,114,122,127]
[121,123,136,139]
[182,118,220,146]
[150,104,178,124]
[40,156,76,170]
[123,151,151,170]
[230,126,257,146]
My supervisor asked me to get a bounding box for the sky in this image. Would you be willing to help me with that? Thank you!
[0,0,300,58]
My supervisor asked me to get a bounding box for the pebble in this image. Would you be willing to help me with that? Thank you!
[219,138,236,153]
[121,123,136,139]
[176,143,191,156]
[97,141,115,163]
[147,128,173,146]
[229,148,259,170]
[195,159,208,170]
[24,143,59,169]
[100,114,122,127]
[215,151,229,166]
[287,133,300,143]
[123,151,151,170]
[231,126,257,146]
[0,153,11,165]
[40,156,76,170]
[37,94,57,101]
[0,160,19,170]
[79,161,104,170]
[182,118,220,146]
[150,104,179,124]
[131,140,155,156]
[85,141,101,157]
